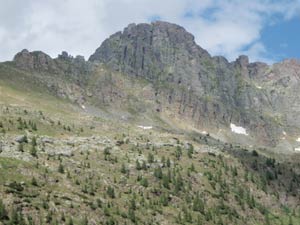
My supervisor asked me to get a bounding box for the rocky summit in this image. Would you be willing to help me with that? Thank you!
[0,21,300,225]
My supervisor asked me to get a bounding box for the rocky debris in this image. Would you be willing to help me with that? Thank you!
[41,136,105,156]
[0,138,33,162]
[86,91,93,97]
[45,146,74,157]
[41,137,54,144]
[183,142,193,150]
[15,135,28,143]
[0,134,114,160]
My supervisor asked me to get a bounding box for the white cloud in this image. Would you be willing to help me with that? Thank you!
[180,0,300,62]
[241,42,270,63]
[0,0,299,62]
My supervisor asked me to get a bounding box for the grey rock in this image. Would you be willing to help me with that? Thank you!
[15,135,27,143]
[58,51,71,60]
[88,21,282,146]
[14,49,57,71]
[42,137,54,144]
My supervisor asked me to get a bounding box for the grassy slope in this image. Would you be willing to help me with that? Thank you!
[0,64,300,225]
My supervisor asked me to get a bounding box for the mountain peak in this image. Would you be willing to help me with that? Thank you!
[89,21,210,80]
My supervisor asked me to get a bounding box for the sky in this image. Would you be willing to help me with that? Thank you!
[0,0,299,63]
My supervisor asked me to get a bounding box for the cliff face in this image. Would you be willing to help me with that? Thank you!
[89,22,210,80]
[3,21,300,149]
[89,21,284,146]
[14,49,91,76]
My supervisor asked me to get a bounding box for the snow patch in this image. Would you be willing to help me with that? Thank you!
[230,123,248,136]
[201,131,208,135]
[295,147,300,152]
[138,126,153,130]
[256,85,262,89]
[81,105,86,109]
[296,137,300,142]
[281,131,287,140]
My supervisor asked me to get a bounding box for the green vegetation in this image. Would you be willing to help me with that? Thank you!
[0,63,299,225]
[0,127,300,225]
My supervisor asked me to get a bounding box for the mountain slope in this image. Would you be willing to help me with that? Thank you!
[89,21,300,149]
[2,21,300,151]
[0,21,300,225]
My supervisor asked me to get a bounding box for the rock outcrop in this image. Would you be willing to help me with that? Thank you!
[14,49,56,71]
[89,21,284,146]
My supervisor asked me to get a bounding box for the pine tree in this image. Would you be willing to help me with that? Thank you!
[154,167,163,179]
[121,163,127,174]
[80,216,88,225]
[193,193,205,214]
[32,123,37,131]
[142,160,147,170]
[130,197,136,211]
[187,144,194,158]
[31,136,37,146]
[31,177,38,186]
[67,217,74,225]
[190,163,196,172]
[175,146,182,160]
[128,208,136,223]
[231,166,238,176]
[58,163,64,174]
[104,147,111,160]
[196,215,203,225]
[166,158,171,167]
[0,199,8,220]
[174,174,184,193]
[288,215,293,225]
[160,193,169,206]
[265,213,271,225]
[244,170,249,181]
[161,156,166,166]
[183,206,192,223]
[107,186,115,198]
[46,211,53,223]
[162,174,170,189]
[30,145,37,157]
[9,208,20,225]
[147,152,154,163]
[135,160,142,170]
[140,177,149,187]
[18,143,24,152]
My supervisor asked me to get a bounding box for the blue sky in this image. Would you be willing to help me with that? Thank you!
[260,17,300,61]
[0,0,299,63]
